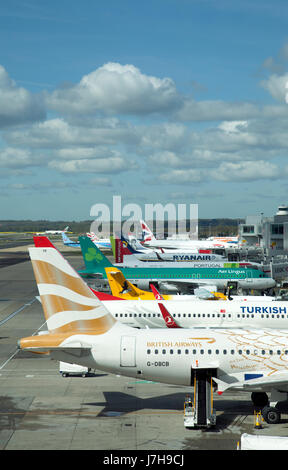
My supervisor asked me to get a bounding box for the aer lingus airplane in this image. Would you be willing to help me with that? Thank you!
[78,235,276,293]
[18,245,288,424]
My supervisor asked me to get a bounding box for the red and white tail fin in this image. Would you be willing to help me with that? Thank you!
[140,219,156,242]
[150,284,180,328]
[87,232,99,241]
[33,235,57,249]
[150,284,164,300]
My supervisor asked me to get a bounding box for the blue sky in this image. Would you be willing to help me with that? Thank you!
[1,0,288,222]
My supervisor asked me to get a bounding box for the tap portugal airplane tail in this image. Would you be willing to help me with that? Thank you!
[18,246,118,352]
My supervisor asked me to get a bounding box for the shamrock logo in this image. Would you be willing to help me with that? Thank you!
[84,247,103,263]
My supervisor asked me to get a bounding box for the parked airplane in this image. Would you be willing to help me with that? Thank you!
[61,232,80,247]
[79,235,276,293]
[140,220,239,250]
[116,235,226,262]
[18,246,288,424]
[104,267,275,302]
[60,232,111,250]
[87,232,111,250]
[105,267,221,301]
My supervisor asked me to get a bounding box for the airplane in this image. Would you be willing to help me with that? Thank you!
[86,232,111,250]
[36,225,70,235]
[18,245,288,425]
[61,232,80,247]
[104,266,276,302]
[140,220,239,250]
[78,235,276,294]
[116,235,226,262]
[104,267,223,301]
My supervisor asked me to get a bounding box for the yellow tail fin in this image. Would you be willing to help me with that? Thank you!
[105,267,156,299]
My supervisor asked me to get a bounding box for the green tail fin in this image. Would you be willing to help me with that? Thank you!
[79,236,113,273]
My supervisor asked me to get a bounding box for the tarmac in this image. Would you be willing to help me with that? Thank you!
[1,237,288,452]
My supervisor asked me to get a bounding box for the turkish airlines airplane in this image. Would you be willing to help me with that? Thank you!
[18,246,288,424]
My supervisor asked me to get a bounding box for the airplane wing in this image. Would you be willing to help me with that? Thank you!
[214,372,288,395]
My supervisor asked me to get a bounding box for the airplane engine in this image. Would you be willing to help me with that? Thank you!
[158,282,179,294]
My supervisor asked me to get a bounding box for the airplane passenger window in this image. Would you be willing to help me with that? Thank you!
[177,350,181,354]
[155,349,158,354]
[208,349,212,354]
[147,349,151,354]
[193,349,197,354]
[223,349,227,354]
[261,350,266,355]
[185,349,189,354]
[246,350,250,355]
[277,350,281,355]
[215,349,219,354]
[162,349,166,354]
[238,350,242,355]
[170,350,174,354]
[200,350,204,354]
[231,350,235,354]
[269,350,273,355]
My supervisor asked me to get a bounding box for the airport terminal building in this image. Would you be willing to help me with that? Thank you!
[239,205,288,255]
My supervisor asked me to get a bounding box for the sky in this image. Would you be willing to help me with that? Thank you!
[1,0,288,222]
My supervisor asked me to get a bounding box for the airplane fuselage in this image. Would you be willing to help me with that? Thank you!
[102,299,288,329]
[50,324,288,390]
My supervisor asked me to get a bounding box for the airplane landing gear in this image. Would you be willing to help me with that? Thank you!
[262,406,281,425]
[251,392,269,408]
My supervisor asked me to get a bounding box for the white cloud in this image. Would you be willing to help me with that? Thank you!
[48,156,137,174]
[0,65,45,127]
[211,160,280,181]
[261,73,288,103]
[46,62,181,115]
[5,117,139,148]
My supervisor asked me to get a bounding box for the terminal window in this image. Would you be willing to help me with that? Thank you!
[271,224,283,235]
[243,225,255,234]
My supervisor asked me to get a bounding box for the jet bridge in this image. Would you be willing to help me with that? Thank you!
[184,367,217,428]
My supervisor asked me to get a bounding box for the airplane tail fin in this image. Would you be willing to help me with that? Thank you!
[34,235,58,249]
[27,247,116,335]
[79,236,113,273]
[63,226,69,232]
[87,232,99,241]
[150,284,180,328]
[140,219,156,242]
[105,267,147,299]
[61,231,73,244]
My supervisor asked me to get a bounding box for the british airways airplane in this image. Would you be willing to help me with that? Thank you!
[18,246,288,425]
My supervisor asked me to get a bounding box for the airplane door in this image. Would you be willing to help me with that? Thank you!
[120,336,136,367]
[246,270,252,283]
